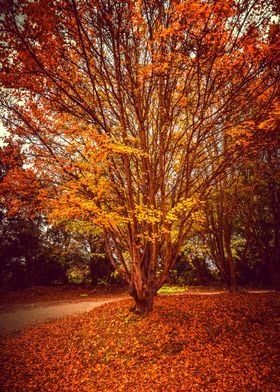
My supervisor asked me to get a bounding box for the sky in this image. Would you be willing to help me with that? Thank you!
[0,121,8,147]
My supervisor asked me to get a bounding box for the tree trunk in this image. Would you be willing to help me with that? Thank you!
[268,250,280,291]
[129,275,157,316]
[130,292,155,316]
[224,221,238,292]
[227,254,238,292]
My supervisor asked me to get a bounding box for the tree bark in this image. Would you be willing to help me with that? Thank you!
[224,217,238,292]
[227,254,238,292]
[129,275,157,316]
[268,250,280,291]
[130,293,155,316]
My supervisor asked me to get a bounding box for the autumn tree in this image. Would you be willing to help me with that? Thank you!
[0,0,278,314]
[174,236,216,286]
[203,181,239,291]
[238,100,280,290]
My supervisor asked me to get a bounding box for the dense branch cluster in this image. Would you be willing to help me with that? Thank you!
[0,0,279,313]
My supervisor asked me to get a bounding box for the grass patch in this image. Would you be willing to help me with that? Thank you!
[158,284,186,294]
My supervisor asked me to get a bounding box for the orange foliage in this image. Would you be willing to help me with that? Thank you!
[0,144,41,218]
[0,293,279,391]
[0,0,278,312]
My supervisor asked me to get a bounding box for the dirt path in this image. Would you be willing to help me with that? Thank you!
[0,297,128,336]
[0,290,273,336]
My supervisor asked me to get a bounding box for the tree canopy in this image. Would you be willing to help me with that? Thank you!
[0,0,279,313]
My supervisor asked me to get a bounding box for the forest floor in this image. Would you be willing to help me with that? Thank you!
[0,284,271,306]
[0,296,128,335]
[0,286,274,335]
[0,289,279,391]
[0,284,128,307]
[0,285,216,335]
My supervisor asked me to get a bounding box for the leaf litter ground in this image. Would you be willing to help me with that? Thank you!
[0,293,279,391]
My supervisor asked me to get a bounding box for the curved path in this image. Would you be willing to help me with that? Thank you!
[0,297,128,336]
[0,290,273,336]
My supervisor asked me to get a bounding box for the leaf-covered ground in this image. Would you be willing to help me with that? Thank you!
[0,293,279,391]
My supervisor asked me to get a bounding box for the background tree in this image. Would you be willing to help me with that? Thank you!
[0,0,278,313]
[203,174,242,291]
[240,151,280,290]
[171,236,217,286]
